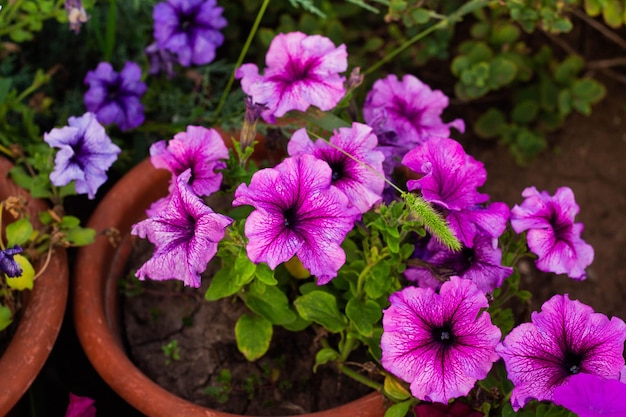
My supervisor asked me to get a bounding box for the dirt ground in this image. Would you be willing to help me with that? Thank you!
[464,75,626,320]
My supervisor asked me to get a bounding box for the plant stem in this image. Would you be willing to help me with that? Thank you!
[337,364,382,391]
[363,0,491,76]
[213,0,270,119]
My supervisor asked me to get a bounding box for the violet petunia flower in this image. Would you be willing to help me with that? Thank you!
[553,373,626,417]
[65,393,96,417]
[287,123,385,213]
[64,0,89,34]
[381,276,501,403]
[150,125,228,197]
[402,137,509,247]
[511,186,594,280]
[0,245,23,278]
[132,169,233,288]
[405,234,512,294]
[496,294,626,411]
[153,0,227,67]
[145,42,177,79]
[232,154,359,285]
[363,74,464,174]
[236,31,348,123]
[44,112,121,199]
[84,62,147,131]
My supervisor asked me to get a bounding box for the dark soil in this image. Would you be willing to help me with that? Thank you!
[121,243,373,416]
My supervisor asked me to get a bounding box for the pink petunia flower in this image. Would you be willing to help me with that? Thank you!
[381,276,501,403]
[287,123,385,213]
[65,393,96,417]
[232,154,360,285]
[553,372,626,417]
[236,31,347,123]
[496,294,626,410]
[132,169,233,288]
[511,186,594,279]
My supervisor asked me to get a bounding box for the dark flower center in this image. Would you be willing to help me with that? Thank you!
[328,160,345,182]
[284,58,318,82]
[178,13,195,32]
[392,96,424,123]
[432,324,455,347]
[457,247,475,274]
[283,206,298,229]
[563,350,584,375]
[549,206,572,241]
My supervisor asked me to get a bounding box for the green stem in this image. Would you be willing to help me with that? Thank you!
[356,251,389,299]
[213,0,270,119]
[337,364,383,391]
[363,0,491,76]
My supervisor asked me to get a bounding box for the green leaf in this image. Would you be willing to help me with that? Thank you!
[0,78,12,104]
[294,291,347,333]
[474,108,507,139]
[554,55,584,84]
[571,78,606,103]
[5,217,34,247]
[0,305,12,331]
[346,298,382,337]
[243,281,296,325]
[205,267,243,301]
[313,347,339,372]
[410,8,431,24]
[234,249,256,286]
[235,314,272,361]
[512,100,539,124]
[603,0,624,28]
[584,0,601,16]
[490,23,520,45]
[488,57,517,89]
[64,226,96,247]
[254,262,277,285]
[61,215,81,228]
[384,399,413,417]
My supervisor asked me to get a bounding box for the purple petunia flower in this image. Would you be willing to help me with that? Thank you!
[44,112,121,199]
[0,245,23,278]
[150,125,228,197]
[232,154,359,285]
[145,42,177,79]
[287,123,385,213]
[65,393,96,417]
[402,137,509,247]
[132,169,233,288]
[236,31,348,123]
[64,0,89,34]
[553,373,626,417]
[405,234,512,294]
[511,186,594,280]
[84,62,147,131]
[496,294,626,411]
[381,276,501,403]
[363,74,464,174]
[153,0,227,67]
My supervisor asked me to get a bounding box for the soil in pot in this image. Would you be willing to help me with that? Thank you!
[121,239,376,416]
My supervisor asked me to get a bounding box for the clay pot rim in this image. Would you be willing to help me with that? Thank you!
[0,157,69,415]
[73,157,385,417]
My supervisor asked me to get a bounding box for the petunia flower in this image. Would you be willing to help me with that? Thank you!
[236,31,348,123]
[496,294,626,411]
[553,372,626,417]
[84,62,147,131]
[145,42,177,79]
[232,154,359,285]
[287,123,385,213]
[381,276,501,403]
[405,234,512,294]
[64,0,89,34]
[153,0,227,67]
[0,245,23,278]
[44,112,121,199]
[402,137,509,247]
[511,186,594,279]
[363,74,464,174]
[65,393,96,417]
[150,125,228,197]
[413,401,483,417]
[132,169,233,288]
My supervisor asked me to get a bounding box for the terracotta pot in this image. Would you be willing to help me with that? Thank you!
[0,158,69,414]
[73,157,385,417]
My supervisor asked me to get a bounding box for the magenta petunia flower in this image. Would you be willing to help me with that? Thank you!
[65,393,96,417]
[287,123,385,213]
[132,169,233,288]
[496,294,626,411]
[511,186,594,280]
[153,0,227,67]
[44,112,121,199]
[414,401,483,417]
[232,154,359,285]
[381,276,501,403]
[402,137,509,247]
[405,234,512,294]
[150,125,228,197]
[84,62,147,131]
[363,74,464,174]
[553,373,626,417]
[236,31,347,123]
